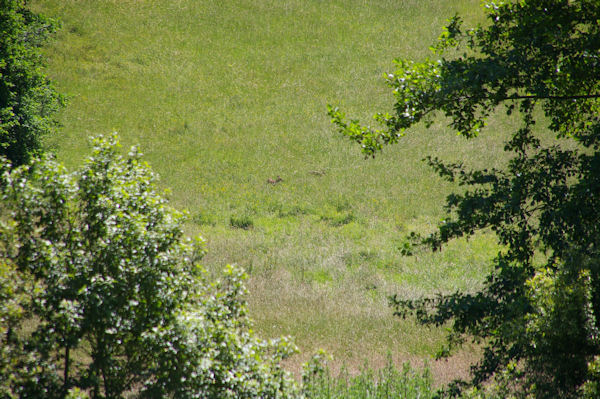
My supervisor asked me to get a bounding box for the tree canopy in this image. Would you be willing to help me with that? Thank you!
[330,0,600,397]
[0,0,63,166]
[0,135,298,399]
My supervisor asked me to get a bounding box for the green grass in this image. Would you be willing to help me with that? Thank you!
[32,0,508,379]
[230,214,255,229]
[302,354,435,398]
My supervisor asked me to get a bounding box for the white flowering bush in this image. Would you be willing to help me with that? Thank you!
[0,134,298,399]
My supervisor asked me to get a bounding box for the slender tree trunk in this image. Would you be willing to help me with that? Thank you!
[5,326,13,346]
[91,335,101,399]
[63,345,70,395]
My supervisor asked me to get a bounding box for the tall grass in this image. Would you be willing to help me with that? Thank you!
[32,0,506,378]
[302,353,435,399]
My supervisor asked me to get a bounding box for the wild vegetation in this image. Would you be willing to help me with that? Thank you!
[0,135,298,398]
[4,0,599,398]
[331,0,600,397]
[0,0,63,166]
[301,353,436,399]
[29,0,495,373]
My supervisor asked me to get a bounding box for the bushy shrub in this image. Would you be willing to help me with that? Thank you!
[0,0,63,166]
[0,134,297,399]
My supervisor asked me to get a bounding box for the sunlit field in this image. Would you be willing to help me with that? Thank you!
[32,0,510,378]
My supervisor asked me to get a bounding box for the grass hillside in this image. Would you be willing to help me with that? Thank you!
[32,0,510,379]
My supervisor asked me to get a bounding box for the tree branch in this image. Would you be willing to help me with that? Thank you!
[506,93,600,101]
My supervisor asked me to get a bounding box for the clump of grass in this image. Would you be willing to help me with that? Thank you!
[304,268,333,285]
[168,120,190,136]
[320,211,355,227]
[342,249,378,268]
[192,211,216,226]
[302,352,435,399]
[319,198,357,226]
[269,201,313,218]
[230,214,254,230]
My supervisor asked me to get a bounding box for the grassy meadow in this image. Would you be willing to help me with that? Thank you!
[31,0,513,380]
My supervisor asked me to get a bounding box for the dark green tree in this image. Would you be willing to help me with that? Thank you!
[0,0,63,166]
[0,135,298,399]
[329,0,600,397]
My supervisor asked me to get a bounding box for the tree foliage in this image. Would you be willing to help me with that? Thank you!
[0,0,63,166]
[0,135,298,399]
[330,0,600,397]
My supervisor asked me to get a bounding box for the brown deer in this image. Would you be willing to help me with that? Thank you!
[267,176,283,185]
